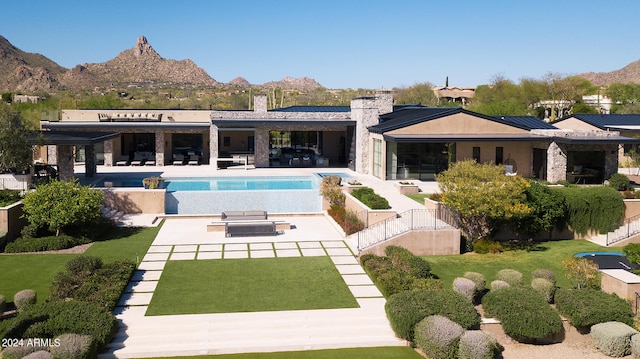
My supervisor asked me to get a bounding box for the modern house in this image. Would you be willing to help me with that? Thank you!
[40,91,639,184]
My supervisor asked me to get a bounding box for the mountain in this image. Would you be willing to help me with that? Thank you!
[578,60,640,86]
[0,35,67,92]
[0,35,324,92]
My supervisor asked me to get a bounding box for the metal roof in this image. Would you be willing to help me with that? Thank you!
[499,116,557,130]
[382,133,640,144]
[42,122,210,131]
[270,106,351,113]
[212,119,355,127]
[557,114,640,130]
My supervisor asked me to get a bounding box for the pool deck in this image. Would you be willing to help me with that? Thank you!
[79,165,422,358]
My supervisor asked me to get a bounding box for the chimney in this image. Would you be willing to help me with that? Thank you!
[254,95,267,113]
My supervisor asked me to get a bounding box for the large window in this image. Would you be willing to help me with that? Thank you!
[373,139,382,178]
[386,142,450,180]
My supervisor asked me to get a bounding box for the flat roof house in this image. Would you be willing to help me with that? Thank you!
[40,92,639,184]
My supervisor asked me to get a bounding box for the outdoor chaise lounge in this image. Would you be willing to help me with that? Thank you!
[188,155,200,165]
[225,221,277,237]
[172,154,185,165]
[115,156,129,166]
[221,211,268,221]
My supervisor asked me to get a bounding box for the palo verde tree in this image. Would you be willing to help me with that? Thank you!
[0,105,37,173]
[436,160,531,245]
[22,179,105,236]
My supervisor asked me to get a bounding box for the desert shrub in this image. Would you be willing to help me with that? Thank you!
[2,300,117,351]
[411,277,443,291]
[553,186,625,235]
[490,280,509,291]
[320,176,345,207]
[463,272,486,292]
[482,286,562,341]
[531,278,556,303]
[0,189,22,206]
[555,288,634,328]
[385,289,480,341]
[532,268,556,285]
[472,237,502,254]
[0,344,49,359]
[453,277,476,302]
[14,289,36,311]
[414,315,464,359]
[631,333,640,359]
[351,187,390,209]
[591,321,638,357]
[49,333,96,359]
[495,269,523,286]
[374,267,416,297]
[49,258,135,311]
[609,173,631,191]
[327,206,364,235]
[0,294,5,313]
[4,235,90,253]
[562,256,600,289]
[384,245,432,278]
[22,351,52,359]
[458,330,501,359]
[360,254,392,276]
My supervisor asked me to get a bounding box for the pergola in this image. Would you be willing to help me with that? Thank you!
[30,131,120,181]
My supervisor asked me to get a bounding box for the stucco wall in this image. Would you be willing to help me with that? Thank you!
[0,201,27,246]
[102,188,165,214]
[387,113,529,135]
[456,141,532,177]
[358,229,460,256]
[344,192,397,227]
[600,269,640,312]
[552,117,602,132]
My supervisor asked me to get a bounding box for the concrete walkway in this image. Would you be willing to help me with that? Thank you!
[99,215,407,358]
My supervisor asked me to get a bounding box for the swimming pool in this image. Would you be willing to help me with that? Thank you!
[165,176,316,191]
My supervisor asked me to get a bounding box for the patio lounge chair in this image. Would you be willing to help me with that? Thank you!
[188,155,200,165]
[144,157,156,166]
[115,156,129,166]
[172,154,185,165]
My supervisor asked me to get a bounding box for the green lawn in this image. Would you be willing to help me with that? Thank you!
[406,193,430,204]
[146,256,359,316]
[424,239,622,289]
[0,223,160,303]
[145,347,422,359]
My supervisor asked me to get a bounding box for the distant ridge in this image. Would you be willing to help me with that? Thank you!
[0,35,325,92]
[578,59,640,86]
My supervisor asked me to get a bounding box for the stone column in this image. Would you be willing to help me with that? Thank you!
[56,145,75,182]
[104,139,114,166]
[155,130,165,166]
[209,124,219,168]
[84,144,96,177]
[254,127,269,168]
[604,145,619,180]
[350,97,379,174]
[47,145,58,165]
[546,142,567,183]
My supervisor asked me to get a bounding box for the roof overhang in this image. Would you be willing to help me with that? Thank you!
[212,119,355,127]
[41,121,210,131]
[30,131,120,145]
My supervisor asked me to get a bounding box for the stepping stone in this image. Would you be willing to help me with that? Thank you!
[250,249,275,258]
[331,256,359,265]
[118,292,153,306]
[197,251,222,260]
[224,251,249,259]
[170,252,196,260]
[349,285,383,298]
[342,274,374,285]
[225,243,248,251]
[298,241,322,249]
[335,264,366,275]
[300,248,326,257]
[125,281,158,293]
[147,245,173,253]
[173,245,198,253]
[138,261,166,271]
[249,243,273,250]
[274,242,298,249]
[325,247,353,256]
[142,252,170,261]
[322,241,346,248]
[276,249,301,257]
[199,244,223,252]
[131,270,162,281]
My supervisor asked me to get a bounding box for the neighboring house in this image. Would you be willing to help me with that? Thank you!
[553,114,640,165]
[40,92,639,184]
[432,86,474,106]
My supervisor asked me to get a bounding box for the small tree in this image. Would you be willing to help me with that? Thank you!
[0,105,37,173]
[562,256,600,290]
[22,179,105,236]
[436,160,531,244]
[320,175,345,207]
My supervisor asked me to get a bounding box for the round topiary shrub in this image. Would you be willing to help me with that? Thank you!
[414,315,464,359]
[531,277,556,303]
[453,277,476,302]
[458,330,501,359]
[411,277,443,291]
[463,272,485,292]
[532,268,556,286]
[608,173,630,191]
[496,269,523,286]
[482,286,562,342]
[0,343,49,359]
[14,289,37,311]
[385,289,480,341]
[50,333,96,359]
[66,256,103,276]
[22,351,52,359]
[490,280,510,291]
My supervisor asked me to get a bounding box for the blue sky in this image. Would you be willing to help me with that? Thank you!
[2,0,639,89]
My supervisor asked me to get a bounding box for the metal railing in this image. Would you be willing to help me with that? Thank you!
[0,177,28,192]
[606,213,640,246]
[356,208,458,251]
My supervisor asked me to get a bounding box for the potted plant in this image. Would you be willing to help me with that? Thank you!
[142,176,164,189]
[395,181,419,195]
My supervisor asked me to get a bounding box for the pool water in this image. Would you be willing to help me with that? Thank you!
[165,176,316,191]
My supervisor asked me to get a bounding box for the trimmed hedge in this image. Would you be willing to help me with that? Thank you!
[555,288,634,329]
[0,189,22,207]
[360,249,436,297]
[414,315,464,359]
[532,268,556,285]
[50,333,96,359]
[482,287,562,341]
[591,321,638,357]
[0,300,118,351]
[385,289,480,341]
[4,235,91,253]
[495,269,523,286]
[458,330,501,359]
[351,187,390,209]
[531,278,555,304]
[463,272,485,292]
[14,289,36,311]
[490,280,509,291]
[453,277,476,302]
[384,245,432,278]
[553,186,625,235]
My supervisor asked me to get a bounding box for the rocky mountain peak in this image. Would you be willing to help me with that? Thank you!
[133,35,161,59]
